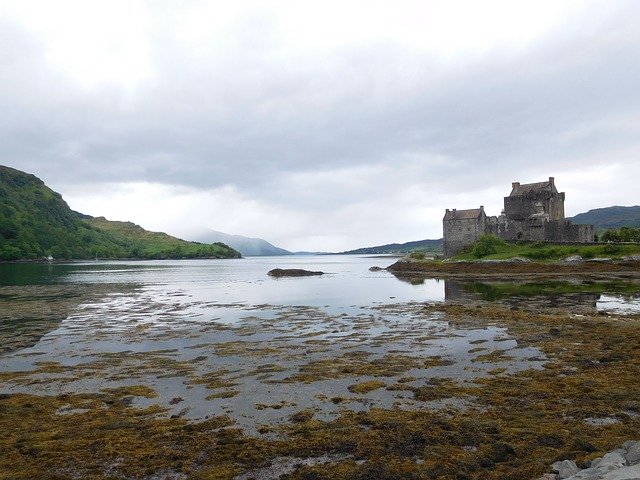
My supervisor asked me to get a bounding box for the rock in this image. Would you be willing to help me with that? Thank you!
[598,452,627,469]
[601,464,640,479]
[625,442,640,465]
[267,268,324,277]
[622,255,640,261]
[545,442,640,480]
[511,256,533,263]
[369,266,384,271]
[564,255,583,262]
[478,257,531,263]
[553,460,580,478]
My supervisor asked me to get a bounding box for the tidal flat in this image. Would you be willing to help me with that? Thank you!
[1,258,640,479]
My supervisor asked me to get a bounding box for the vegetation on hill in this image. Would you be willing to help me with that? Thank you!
[0,165,240,261]
[85,217,241,260]
[601,227,640,243]
[570,205,640,229]
[452,235,640,262]
[341,238,442,255]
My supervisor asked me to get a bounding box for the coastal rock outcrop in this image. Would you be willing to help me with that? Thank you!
[267,268,324,278]
[537,440,640,480]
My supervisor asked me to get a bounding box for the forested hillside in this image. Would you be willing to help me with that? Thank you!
[0,166,240,260]
[570,206,640,230]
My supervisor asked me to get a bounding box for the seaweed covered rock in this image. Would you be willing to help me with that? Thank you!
[267,268,324,277]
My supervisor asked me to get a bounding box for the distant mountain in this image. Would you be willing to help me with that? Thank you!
[569,206,640,230]
[0,165,241,261]
[340,238,443,255]
[179,227,292,256]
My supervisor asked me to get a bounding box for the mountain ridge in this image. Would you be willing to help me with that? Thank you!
[177,227,292,256]
[340,238,443,255]
[568,205,640,230]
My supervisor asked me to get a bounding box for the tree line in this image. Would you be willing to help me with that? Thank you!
[599,227,640,243]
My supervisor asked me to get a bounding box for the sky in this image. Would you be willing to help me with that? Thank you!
[1,0,639,251]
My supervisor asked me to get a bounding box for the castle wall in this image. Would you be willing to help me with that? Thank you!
[544,221,595,243]
[443,215,486,257]
[503,191,565,221]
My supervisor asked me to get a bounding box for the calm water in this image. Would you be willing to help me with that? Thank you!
[1,255,639,433]
[0,255,442,307]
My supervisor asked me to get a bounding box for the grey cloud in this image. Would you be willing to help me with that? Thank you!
[1,1,639,210]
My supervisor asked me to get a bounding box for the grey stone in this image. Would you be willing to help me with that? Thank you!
[599,452,627,469]
[622,441,639,450]
[601,464,640,479]
[555,460,580,478]
[625,443,640,465]
[584,417,620,426]
[564,255,583,262]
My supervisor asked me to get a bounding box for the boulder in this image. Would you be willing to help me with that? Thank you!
[267,268,324,278]
[625,442,640,465]
[552,460,580,478]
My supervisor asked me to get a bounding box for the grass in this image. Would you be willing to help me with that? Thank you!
[453,239,640,262]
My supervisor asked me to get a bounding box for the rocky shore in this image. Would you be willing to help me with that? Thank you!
[538,440,640,479]
[386,256,640,278]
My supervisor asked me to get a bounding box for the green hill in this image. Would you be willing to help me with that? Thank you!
[341,238,443,255]
[0,165,241,261]
[569,206,640,230]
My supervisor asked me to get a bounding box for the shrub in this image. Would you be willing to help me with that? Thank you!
[472,235,505,258]
[409,251,426,260]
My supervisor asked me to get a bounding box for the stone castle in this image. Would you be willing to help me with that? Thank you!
[443,177,595,257]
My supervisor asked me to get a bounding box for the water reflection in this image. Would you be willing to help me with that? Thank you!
[389,271,640,314]
[445,280,600,311]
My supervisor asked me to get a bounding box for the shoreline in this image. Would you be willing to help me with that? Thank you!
[386,257,640,279]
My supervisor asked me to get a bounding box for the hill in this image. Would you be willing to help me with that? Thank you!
[0,165,241,261]
[178,227,291,256]
[341,238,443,255]
[569,206,640,230]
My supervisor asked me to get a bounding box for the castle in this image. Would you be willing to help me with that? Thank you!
[443,177,595,257]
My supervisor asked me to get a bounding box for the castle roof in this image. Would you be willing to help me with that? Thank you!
[509,177,557,197]
[443,208,484,220]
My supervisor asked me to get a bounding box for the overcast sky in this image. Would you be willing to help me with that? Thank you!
[1,1,639,251]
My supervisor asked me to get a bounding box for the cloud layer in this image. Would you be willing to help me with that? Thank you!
[2,1,639,250]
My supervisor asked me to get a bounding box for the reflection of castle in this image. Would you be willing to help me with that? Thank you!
[444,279,599,312]
[443,177,594,257]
